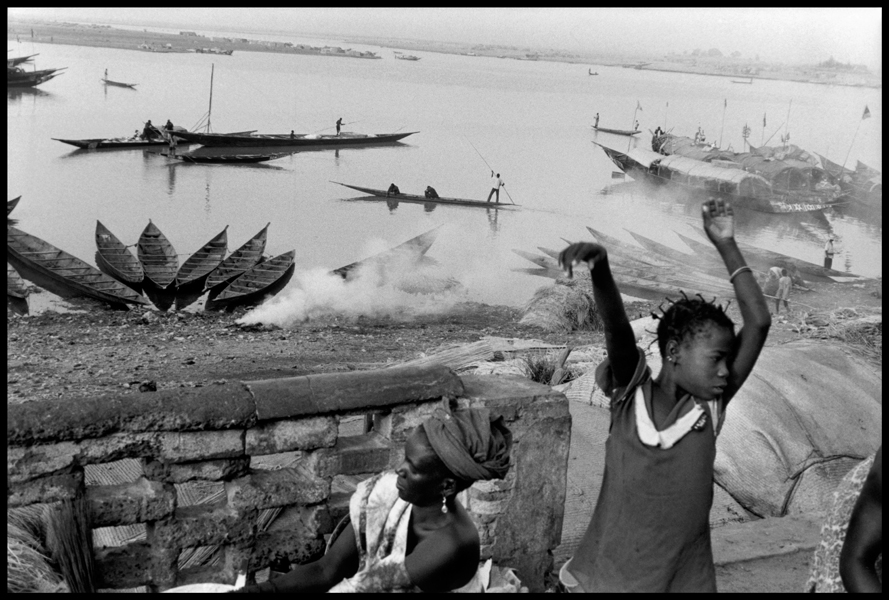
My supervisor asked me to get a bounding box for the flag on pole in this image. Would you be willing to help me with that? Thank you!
[862,105,871,120]
[763,113,766,127]
[637,101,643,112]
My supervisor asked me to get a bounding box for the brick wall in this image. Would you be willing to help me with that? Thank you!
[7,365,569,592]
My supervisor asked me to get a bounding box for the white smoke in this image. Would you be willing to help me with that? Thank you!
[236,245,465,327]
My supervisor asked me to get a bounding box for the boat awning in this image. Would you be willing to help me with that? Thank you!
[657,154,770,186]
[625,147,662,169]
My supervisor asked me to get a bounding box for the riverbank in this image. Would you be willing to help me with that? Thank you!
[8,18,881,89]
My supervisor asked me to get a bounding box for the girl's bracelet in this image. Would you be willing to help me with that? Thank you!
[729,266,753,283]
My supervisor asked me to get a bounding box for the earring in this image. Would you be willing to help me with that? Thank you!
[667,356,674,362]
[441,496,448,514]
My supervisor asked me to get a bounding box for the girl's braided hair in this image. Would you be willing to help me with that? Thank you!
[652,292,735,357]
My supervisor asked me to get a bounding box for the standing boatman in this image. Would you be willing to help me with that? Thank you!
[486,171,504,204]
[594,113,600,128]
[823,237,836,270]
[336,117,343,136]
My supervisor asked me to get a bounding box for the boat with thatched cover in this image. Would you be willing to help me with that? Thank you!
[595,141,836,213]
[816,153,881,209]
[7,227,149,309]
[95,220,144,292]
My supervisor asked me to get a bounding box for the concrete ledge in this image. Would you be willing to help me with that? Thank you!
[712,515,822,566]
[87,478,176,527]
[7,383,256,445]
[247,364,463,420]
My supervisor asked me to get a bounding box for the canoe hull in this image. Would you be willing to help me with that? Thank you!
[592,125,641,136]
[95,221,144,291]
[138,221,179,291]
[7,227,149,309]
[204,224,270,292]
[334,182,516,210]
[54,138,178,150]
[174,131,416,148]
[206,252,296,311]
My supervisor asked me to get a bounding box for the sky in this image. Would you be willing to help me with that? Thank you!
[8,8,883,70]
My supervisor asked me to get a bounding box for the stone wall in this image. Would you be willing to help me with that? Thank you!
[7,365,570,592]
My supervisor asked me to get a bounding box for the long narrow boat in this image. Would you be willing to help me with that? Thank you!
[731,78,754,84]
[7,262,30,315]
[8,66,66,88]
[8,196,21,216]
[53,136,180,150]
[138,221,178,310]
[204,223,270,292]
[169,153,289,164]
[332,226,441,280]
[626,230,721,270]
[206,250,296,311]
[333,182,517,210]
[173,130,417,148]
[681,226,863,282]
[7,227,149,309]
[592,125,641,136]
[7,54,38,67]
[95,220,144,292]
[101,78,138,89]
[595,141,836,214]
[174,227,228,310]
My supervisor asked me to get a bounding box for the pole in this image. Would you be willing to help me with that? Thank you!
[719,99,726,148]
[630,105,638,132]
[783,99,792,147]
[207,63,214,133]
[664,101,668,131]
[840,118,863,172]
[762,121,785,146]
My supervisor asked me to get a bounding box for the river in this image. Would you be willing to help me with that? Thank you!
[7,36,882,316]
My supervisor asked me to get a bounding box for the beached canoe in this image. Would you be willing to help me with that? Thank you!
[173,130,417,148]
[8,195,21,216]
[205,250,296,311]
[332,226,441,280]
[7,262,29,315]
[333,182,517,209]
[7,227,149,308]
[203,223,270,292]
[95,220,144,292]
[592,125,641,136]
[137,221,178,290]
[101,78,137,89]
[174,227,228,310]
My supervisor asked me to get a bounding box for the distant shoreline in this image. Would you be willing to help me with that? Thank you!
[8,19,881,90]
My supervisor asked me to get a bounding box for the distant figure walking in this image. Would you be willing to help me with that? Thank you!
[387,183,400,197]
[336,117,343,136]
[424,186,439,199]
[486,171,503,204]
[824,238,836,270]
[775,268,792,314]
[594,113,600,128]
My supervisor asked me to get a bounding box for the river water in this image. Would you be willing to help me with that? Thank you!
[7,37,882,317]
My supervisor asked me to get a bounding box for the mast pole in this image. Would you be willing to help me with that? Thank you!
[207,63,215,133]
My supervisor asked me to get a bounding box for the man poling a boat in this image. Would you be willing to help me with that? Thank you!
[336,117,343,136]
[486,171,504,204]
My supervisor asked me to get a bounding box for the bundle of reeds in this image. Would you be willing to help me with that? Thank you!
[396,340,495,371]
[46,497,96,593]
[519,275,603,333]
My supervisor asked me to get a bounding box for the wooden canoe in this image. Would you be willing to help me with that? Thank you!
[173,130,416,148]
[171,153,289,164]
[95,220,144,291]
[626,230,721,269]
[204,223,270,292]
[7,227,149,308]
[53,137,173,150]
[101,78,137,89]
[332,226,441,280]
[138,221,179,290]
[8,196,21,216]
[333,182,517,210]
[7,262,29,315]
[592,125,641,136]
[206,250,296,311]
[174,227,228,310]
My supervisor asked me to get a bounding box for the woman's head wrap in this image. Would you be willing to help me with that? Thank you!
[421,407,512,482]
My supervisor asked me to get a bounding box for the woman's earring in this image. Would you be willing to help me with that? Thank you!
[441,496,448,514]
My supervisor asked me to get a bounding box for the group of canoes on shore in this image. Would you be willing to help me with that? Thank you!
[6,197,445,315]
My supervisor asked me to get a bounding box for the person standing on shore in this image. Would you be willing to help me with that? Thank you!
[336,117,343,136]
[486,171,503,204]
[557,198,771,592]
[775,268,792,314]
[824,238,836,270]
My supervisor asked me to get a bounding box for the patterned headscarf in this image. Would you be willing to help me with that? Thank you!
[421,407,512,482]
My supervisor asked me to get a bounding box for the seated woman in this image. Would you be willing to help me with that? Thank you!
[234,407,512,593]
[387,183,400,197]
[425,186,439,199]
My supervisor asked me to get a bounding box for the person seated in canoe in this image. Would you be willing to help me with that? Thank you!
[290,130,295,139]
[164,119,174,131]
[130,129,141,141]
[232,407,514,593]
[425,186,439,199]
[387,183,401,197]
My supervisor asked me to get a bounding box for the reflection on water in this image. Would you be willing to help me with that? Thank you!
[7,87,50,102]
[487,207,501,236]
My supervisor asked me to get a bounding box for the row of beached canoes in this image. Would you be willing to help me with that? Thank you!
[513,224,865,303]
